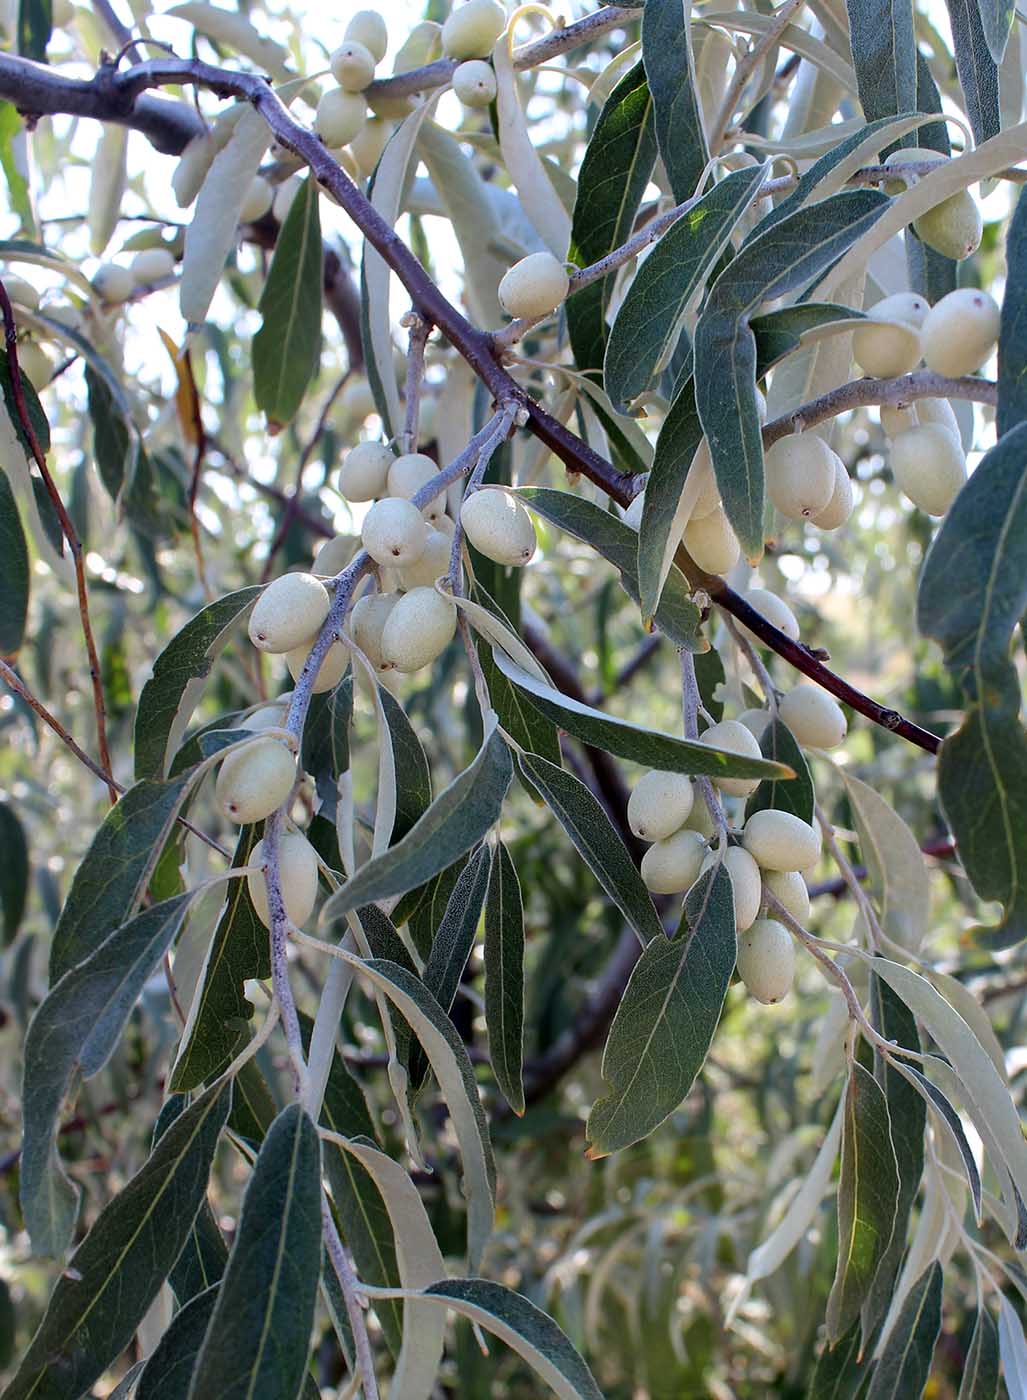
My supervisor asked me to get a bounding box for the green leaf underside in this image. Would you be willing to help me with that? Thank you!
[0,344,50,454]
[0,465,28,657]
[7,1080,230,1400]
[865,1261,942,1400]
[185,1104,322,1400]
[641,0,709,204]
[586,865,736,1155]
[252,175,323,429]
[484,841,526,1114]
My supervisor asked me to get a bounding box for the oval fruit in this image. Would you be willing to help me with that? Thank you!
[701,845,762,932]
[779,684,848,749]
[216,737,296,824]
[810,455,854,530]
[915,191,982,261]
[498,251,570,320]
[395,527,452,590]
[345,9,389,63]
[92,263,135,304]
[286,637,350,693]
[737,917,795,1003]
[339,440,394,501]
[742,809,821,872]
[460,488,537,566]
[852,293,927,378]
[699,719,764,799]
[315,88,367,147]
[361,497,429,566]
[248,830,320,929]
[740,587,799,645]
[330,39,376,91]
[249,573,331,654]
[349,591,399,669]
[921,288,1000,378]
[380,586,457,671]
[683,506,740,574]
[239,174,274,223]
[762,868,811,925]
[627,770,695,842]
[764,433,838,520]
[891,423,966,516]
[130,247,176,284]
[441,0,508,59]
[640,828,707,894]
[453,59,498,106]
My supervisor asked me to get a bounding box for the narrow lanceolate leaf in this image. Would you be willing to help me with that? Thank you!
[7,1080,230,1400]
[134,586,262,780]
[807,1320,868,1400]
[889,1059,982,1218]
[637,377,705,619]
[998,184,1027,436]
[746,719,814,825]
[252,175,323,430]
[917,422,1027,947]
[517,486,701,647]
[301,675,353,822]
[172,828,269,1090]
[566,61,656,373]
[380,686,432,843]
[49,774,195,981]
[693,189,889,560]
[843,776,929,954]
[977,0,1015,62]
[484,841,525,1115]
[586,866,736,1156]
[187,1105,322,1400]
[85,365,164,537]
[604,165,767,407]
[154,1099,229,1306]
[866,1262,942,1400]
[0,466,28,657]
[959,1308,1000,1399]
[0,798,28,944]
[22,893,197,1256]
[944,0,1001,142]
[493,649,790,783]
[421,846,490,1024]
[321,727,512,919]
[641,0,709,203]
[844,0,917,129]
[518,752,666,947]
[136,1283,220,1400]
[826,1062,900,1343]
[999,1294,1027,1398]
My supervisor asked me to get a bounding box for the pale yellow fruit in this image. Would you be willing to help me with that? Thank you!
[248,831,320,929]
[243,702,289,731]
[361,497,429,566]
[339,440,393,502]
[341,376,378,421]
[810,455,854,530]
[345,9,389,63]
[883,146,944,195]
[764,433,838,521]
[683,795,717,839]
[4,276,40,311]
[216,737,296,824]
[172,133,217,208]
[330,39,376,91]
[316,89,367,147]
[92,263,134,304]
[852,293,927,378]
[742,809,821,872]
[387,452,444,521]
[272,176,302,224]
[460,487,537,566]
[779,684,847,749]
[737,918,795,1003]
[915,192,982,261]
[349,591,399,668]
[239,175,274,223]
[286,637,350,693]
[396,527,452,590]
[130,247,176,285]
[627,770,695,842]
[741,587,799,645]
[699,719,764,799]
[380,586,457,671]
[16,341,52,388]
[249,572,331,654]
[683,506,740,574]
[313,534,358,575]
[442,0,507,58]
[763,868,810,925]
[701,845,762,932]
[891,423,967,515]
[915,396,960,437]
[498,251,570,320]
[691,444,722,520]
[52,0,74,24]
[921,288,1001,378]
[641,828,707,894]
[737,707,771,741]
[349,118,392,177]
[880,402,918,437]
[453,59,497,106]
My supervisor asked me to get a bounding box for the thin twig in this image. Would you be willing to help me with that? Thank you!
[321,1192,380,1400]
[815,801,884,951]
[707,0,807,151]
[400,312,430,455]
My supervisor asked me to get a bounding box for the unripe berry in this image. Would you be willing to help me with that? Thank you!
[763,868,810,925]
[883,146,943,195]
[345,9,389,63]
[737,707,771,741]
[880,401,918,437]
[890,423,967,515]
[272,176,302,224]
[701,845,762,932]
[498,251,570,320]
[396,527,452,590]
[915,396,961,437]
[339,440,393,502]
[4,276,40,311]
[350,591,399,669]
[699,719,764,799]
[239,174,274,223]
[17,341,52,388]
[341,376,378,422]
[683,796,717,839]
[442,0,508,58]
[248,831,320,929]
[778,684,847,749]
[172,133,217,208]
[349,118,392,177]
[244,702,289,730]
[314,534,358,575]
[53,0,74,23]
[387,452,444,521]
[361,497,429,566]
[92,263,134,304]
[249,572,331,653]
[810,454,854,531]
[921,288,1000,378]
[453,59,497,106]
[640,828,707,894]
[683,505,740,574]
[216,737,296,824]
[765,433,838,521]
[460,487,537,566]
[691,443,722,519]
[315,89,367,147]
[737,918,795,1003]
[130,247,176,285]
[742,809,821,872]
[286,637,350,693]
[852,293,927,378]
[330,40,376,91]
[740,587,799,645]
[915,191,982,261]
[380,586,457,671]
[627,770,695,842]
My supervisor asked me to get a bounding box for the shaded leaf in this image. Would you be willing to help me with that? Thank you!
[998,184,1027,436]
[154,1097,228,1306]
[484,841,525,1114]
[843,775,930,954]
[746,719,814,824]
[999,1294,1027,1398]
[0,104,34,233]
[0,466,28,657]
[844,0,917,130]
[0,798,28,944]
[0,343,49,453]
[252,175,322,430]
[959,1308,1000,1399]
[136,1283,220,1400]
[421,846,490,1027]
[380,685,432,843]
[807,1319,869,1399]
[944,0,1001,142]
[17,0,51,62]
[641,0,709,203]
[301,674,353,822]
[85,365,165,537]
[889,1058,981,1221]
[586,865,736,1155]
[866,1261,942,1400]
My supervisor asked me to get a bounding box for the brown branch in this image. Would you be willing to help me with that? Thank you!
[0,279,119,803]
